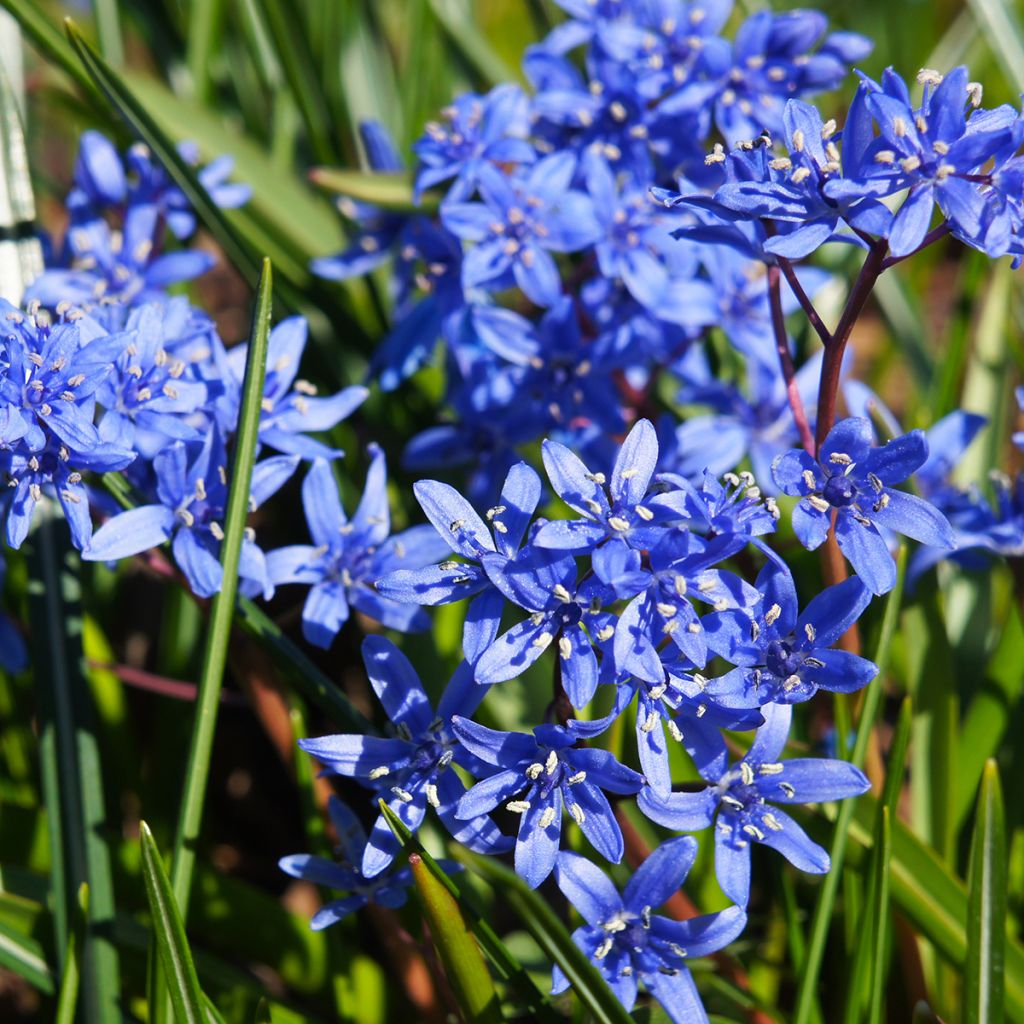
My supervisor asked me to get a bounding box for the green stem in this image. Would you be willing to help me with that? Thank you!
[168,259,273,919]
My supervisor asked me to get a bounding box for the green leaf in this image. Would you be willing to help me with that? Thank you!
[256,0,337,162]
[308,167,438,213]
[55,884,88,1024]
[27,513,121,1022]
[254,997,273,1023]
[0,918,54,995]
[427,0,520,85]
[842,794,1024,1023]
[376,801,559,1022]
[461,851,636,1024]
[409,853,503,1023]
[0,0,106,107]
[140,823,206,1024]
[92,0,124,64]
[168,259,274,921]
[793,547,906,1024]
[966,0,1024,92]
[186,0,227,104]
[963,760,1007,1024]
[866,808,892,1024]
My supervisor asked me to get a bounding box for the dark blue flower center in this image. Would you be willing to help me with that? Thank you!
[765,638,803,678]
[823,473,858,507]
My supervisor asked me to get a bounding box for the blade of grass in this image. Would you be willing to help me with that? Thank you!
[27,510,121,1023]
[0,918,54,994]
[408,853,503,1023]
[168,258,273,921]
[0,0,105,107]
[460,850,636,1024]
[308,166,438,213]
[963,760,1007,1024]
[840,794,1024,1023]
[140,822,206,1024]
[186,0,226,104]
[427,0,519,85]
[845,700,911,1024]
[966,0,1024,92]
[55,883,88,1024]
[867,808,892,1024]
[92,0,123,65]
[793,547,907,1024]
[377,801,560,1022]
[256,0,336,163]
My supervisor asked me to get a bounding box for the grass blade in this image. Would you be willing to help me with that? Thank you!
[92,0,123,65]
[377,801,560,1022]
[866,808,892,1024]
[963,759,1007,1024]
[256,0,336,162]
[140,822,206,1024]
[168,258,274,920]
[461,851,636,1024]
[27,512,121,1022]
[308,166,437,212]
[186,0,226,105]
[793,547,907,1024]
[0,919,54,995]
[55,883,88,1024]
[409,853,503,1023]
[427,0,519,85]
[966,0,1024,92]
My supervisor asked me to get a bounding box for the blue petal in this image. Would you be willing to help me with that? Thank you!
[553,851,624,927]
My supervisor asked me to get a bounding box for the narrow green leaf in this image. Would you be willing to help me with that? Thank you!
[427,0,519,85]
[140,822,206,1024]
[169,259,273,920]
[793,547,906,1024]
[309,166,439,213]
[256,0,336,162]
[841,793,1024,1023]
[409,854,503,1023]
[27,512,121,1022]
[0,0,105,107]
[254,997,273,1022]
[186,0,227,104]
[963,760,1007,1024]
[0,919,54,995]
[462,851,636,1024]
[92,0,123,64]
[881,696,913,818]
[55,884,88,1024]
[377,801,560,1023]
[966,0,1024,92]
[866,808,892,1024]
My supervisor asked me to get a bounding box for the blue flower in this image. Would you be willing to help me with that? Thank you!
[297,637,512,877]
[533,418,679,558]
[280,796,458,929]
[83,429,297,598]
[94,299,219,460]
[225,316,368,459]
[265,449,449,646]
[639,702,870,906]
[375,461,542,662]
[552,842,747,1022]
[771,417,955,594]
[413,84,535,201]
[706,10,871,145]
[452,716,644,887]
[441,152,600,307]
[0,303,135,549]
[702,561,877,706]
[824,67,1021,257]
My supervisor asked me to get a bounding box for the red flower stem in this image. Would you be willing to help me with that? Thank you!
[775,256,833,348]
[767,265,816,456]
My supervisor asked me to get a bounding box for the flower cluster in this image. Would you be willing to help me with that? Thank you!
[9,3,1024,1022]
